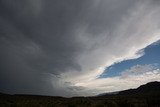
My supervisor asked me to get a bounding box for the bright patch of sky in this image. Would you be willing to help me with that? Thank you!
[100,41,160,78]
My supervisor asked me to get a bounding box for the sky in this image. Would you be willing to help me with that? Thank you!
[0,0,160,97]
[99,41,160,78]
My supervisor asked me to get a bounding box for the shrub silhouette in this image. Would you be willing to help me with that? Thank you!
[0,81,160,107]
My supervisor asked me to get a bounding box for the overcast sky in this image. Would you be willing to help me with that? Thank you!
[0,0,160,97]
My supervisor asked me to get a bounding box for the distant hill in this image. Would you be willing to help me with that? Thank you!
[0,81,160,107]
[99,81,160,97]
[118,81,160,95]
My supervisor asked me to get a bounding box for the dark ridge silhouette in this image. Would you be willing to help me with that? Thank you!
[118,81,160,96]
[0,81,160,107]
[99,81,160,97]
[136,81,160,92]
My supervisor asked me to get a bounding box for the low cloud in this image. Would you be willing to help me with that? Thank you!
[72,64,160,96]
[121,64,158,78]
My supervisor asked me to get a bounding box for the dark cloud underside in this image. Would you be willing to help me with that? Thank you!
[0,0,160,96]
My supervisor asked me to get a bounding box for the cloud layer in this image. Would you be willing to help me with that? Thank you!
[0,0,160,97]
[75,64,160,96]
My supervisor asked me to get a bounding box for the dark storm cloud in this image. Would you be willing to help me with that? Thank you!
[0,0,134,74]
[0,0,84,73]
[1,0,158,96]
[0,0,88,95]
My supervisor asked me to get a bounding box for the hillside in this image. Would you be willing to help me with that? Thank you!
[0,81,160,107]
[118,81,160,96]
[99,81,160,97]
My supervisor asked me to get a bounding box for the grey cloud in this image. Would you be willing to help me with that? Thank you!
[0,0,83,73]
[0,0,159,96]
[120,64,158,78]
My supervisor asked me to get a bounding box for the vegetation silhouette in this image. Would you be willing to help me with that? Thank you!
[0,81,160,107]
